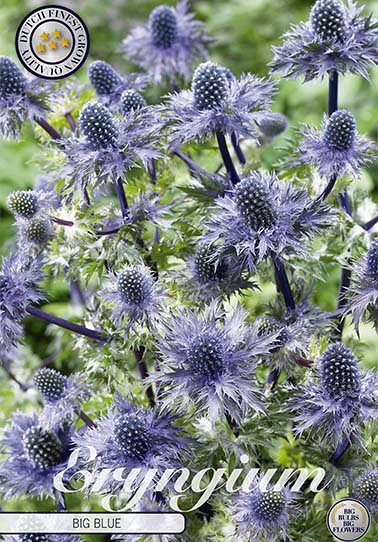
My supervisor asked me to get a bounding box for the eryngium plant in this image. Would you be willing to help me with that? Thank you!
[0,0,377,539]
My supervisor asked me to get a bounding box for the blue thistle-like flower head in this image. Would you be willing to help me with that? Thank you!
[114,413,152,460]
[101,264,164,331]
[79,102,119,150]
[167,70,275,145]
[33,368,90,430]
[205,171,334,273]
[73,394,189,494]
[324,110,356,151]
[0,412,72,498]
[192,62,229,111]
[62,104,160,192]
[234,176,278,231]
[271,1,378,81]
[121,90,147,115]
[291,342,378,446]
[0,56,27,98]
[7,190,38,218]
[152,303,277,423]
[296,112,376,181]
[22,425,65,471]
[20,217,51,246]
[33,368,67,403]
[257,316,292,350]
[0,253,43,350]
[194,243,228,284]
[232,477,295,541]
[347,240,378,331]
[354,469,378,510]
[310,0,347,43]
[88,60,122,96]
[117,266,153,305]
[149,5,179,49]
[319,342,361,399]
[0,56,49,139]
[366,238,378,281]
[121,1,209,84]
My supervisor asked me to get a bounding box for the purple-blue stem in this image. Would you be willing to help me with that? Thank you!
[1,364,29,392]
[231,132,246,165]
[65,111,77,133]
[112,175,129,219]
[134,347,155,408]
[363,214,378,231]
[173,148,210,178]
[330,436,350,464]
[33,117,62,140]
[216,131,241,185]
[26,305,107,342]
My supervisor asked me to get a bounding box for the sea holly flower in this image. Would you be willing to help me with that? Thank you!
[101,264,164,330]
[0,56,50,139]
[33,368,91,430]
[7,190,38,218]
[232,476,296,541]
[291,342,378,446]
[19,217,52,247]
[271,0,378,81]
[204,171,333,273]
[0,253,43,350]
[178,241,256,301]
[73,394,188,494]
[354,469,378,510]
[0,412,73,499]
[62,102,160,193]
[166,61,275,146]
[152,302,276,423]
[296,110,376,180]
[88,60,148,108]
[347,239,378,330]
[121,90,148,114]
[120,2,209,85]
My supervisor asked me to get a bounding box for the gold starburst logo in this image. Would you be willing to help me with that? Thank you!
[36,29,70,55]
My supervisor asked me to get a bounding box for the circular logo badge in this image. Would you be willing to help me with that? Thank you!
[15,5,90,80]
[327,499,371,541]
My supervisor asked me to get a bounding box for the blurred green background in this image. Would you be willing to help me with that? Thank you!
[0,1,377,536]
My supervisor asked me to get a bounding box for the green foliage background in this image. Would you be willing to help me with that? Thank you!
[0,0,377,540]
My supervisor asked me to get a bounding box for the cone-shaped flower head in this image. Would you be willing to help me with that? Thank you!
[324,110,356,151]
[258,113,288,139]
[21,218,51,245]
[149,5,179,49]
[319,342,361,399]
[192,62,229,111]
[88,60,122,96]
[234,176,278,231]
[310,0,347,43]
[187,331,225,380]
[194,243,228,284]
[366,239,378,281]
[117,266,153,305]
[7,190,38,218]
[121,90,147,115]
[22,426,65,471]
[33,368,67,404]
[251,488,287,522]
[354,470,378,509]
[114,413,152,460]
[0,56,26,98]
[79,102,119,150]
[257,316,292,348]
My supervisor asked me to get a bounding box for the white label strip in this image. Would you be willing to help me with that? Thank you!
[0,513,185,534]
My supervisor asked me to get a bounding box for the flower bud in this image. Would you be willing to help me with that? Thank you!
[149,5,179,49]
[192,62,229,111]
